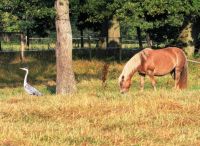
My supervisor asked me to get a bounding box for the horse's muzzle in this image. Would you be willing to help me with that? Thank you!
[120,91,125,94]
[120,89,128,94]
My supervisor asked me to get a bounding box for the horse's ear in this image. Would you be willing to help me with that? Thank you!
[121,75,124,81]
[141,51,148,60]
[120,75,124,86]
[141,51,147,60]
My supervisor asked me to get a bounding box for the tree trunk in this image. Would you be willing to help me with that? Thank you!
[0,41,2,51]
[192,19,200,54]
[99,21,108,49]
[20,33,25,61]
[26,29,30,50]
[146,32,152,48]
[80,29,84,48]
[107,17,121,49]
[136,27,143,49]
[3,33,11,42]
[55,0,76,94]
[178,22,195,57]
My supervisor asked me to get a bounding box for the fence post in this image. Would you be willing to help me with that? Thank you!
[81,30,84,48]
[26,29,30,50]
[0,41,1,51]
[20,32,25,61]
[105,37,108,49]
[48,42,50,50]
[118,37,122,63]
[136,27,143,49]
[88,36,92,60]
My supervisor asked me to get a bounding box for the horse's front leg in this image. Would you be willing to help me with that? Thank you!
[140,75,145,91]
[149,75,157,91]
[147,70,157,91]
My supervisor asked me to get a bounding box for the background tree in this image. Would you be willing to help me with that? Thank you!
[76,0,124,48]
[0,0,200,57]
[0,0,55,60]
[0,0,55,36]
[116,0,200,56]
[55,0,77,94]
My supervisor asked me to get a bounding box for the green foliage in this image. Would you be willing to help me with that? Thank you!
[0,0,55,35]
[0,12,20,31]
[115,0,200,44]
[1,0,200,42]
[76,0,125,31]
[117,0,197,29]
[74,0,200,42]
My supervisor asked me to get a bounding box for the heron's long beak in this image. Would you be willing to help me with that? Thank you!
[20,68,26,70]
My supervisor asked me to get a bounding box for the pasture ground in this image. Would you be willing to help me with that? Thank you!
[0,55,200,146]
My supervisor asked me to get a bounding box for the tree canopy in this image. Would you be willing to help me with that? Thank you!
[0,0,55,36]
[0,0,200,51]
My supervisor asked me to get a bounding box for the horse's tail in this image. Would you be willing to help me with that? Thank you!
[178,61,188,89]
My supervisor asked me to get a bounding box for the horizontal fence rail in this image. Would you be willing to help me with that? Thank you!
[0,48,142,63]
[0,35,179,62]
[0,36,150,51]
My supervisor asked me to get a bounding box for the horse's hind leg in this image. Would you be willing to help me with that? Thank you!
[175,68,181,89]
[170,69,175,80]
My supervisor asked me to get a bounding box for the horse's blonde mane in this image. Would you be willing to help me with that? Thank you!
[118,48,152,83]
[119,51,142,83]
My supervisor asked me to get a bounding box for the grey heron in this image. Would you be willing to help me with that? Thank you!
[20,67,43,96]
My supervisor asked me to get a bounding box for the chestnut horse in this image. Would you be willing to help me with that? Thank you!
[118,47,188,93]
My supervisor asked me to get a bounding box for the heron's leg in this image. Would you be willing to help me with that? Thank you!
[140,74,145,91]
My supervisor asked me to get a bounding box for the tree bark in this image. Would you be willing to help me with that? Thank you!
[192,18,200,54]
[3,33,11,42]
[107,17,121,49]
[146,32,152,48]
[26,29,30,50]
[80,29,84,48]
[20,33,25,61]
[99,21,108,49]
[178,22,195,57]
[0,41,2,51]
[55,0,76,94]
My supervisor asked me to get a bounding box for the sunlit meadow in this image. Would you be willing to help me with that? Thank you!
[0,54,200,146]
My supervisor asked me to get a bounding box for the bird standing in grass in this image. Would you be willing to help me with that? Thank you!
[20,67,43,96]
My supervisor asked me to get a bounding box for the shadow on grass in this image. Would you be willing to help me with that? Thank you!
[46,85,56,94]
[0,49,136,88]
[75,73,102,83]
[0,56,55,88]
[0,55,103,89]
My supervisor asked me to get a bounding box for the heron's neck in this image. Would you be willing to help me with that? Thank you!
[24,70,28,86]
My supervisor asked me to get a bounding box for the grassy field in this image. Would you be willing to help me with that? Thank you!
[0,55,200,146]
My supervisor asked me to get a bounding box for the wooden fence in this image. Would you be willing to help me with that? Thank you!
[0,34,149,62]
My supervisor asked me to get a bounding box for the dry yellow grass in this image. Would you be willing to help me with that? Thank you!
[0,57,200,145]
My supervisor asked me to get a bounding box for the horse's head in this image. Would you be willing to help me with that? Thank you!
[118,51,145,93]
[118,74,131,94]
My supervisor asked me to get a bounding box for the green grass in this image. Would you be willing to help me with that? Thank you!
[0,55,200,145]
[1,41,55,51]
